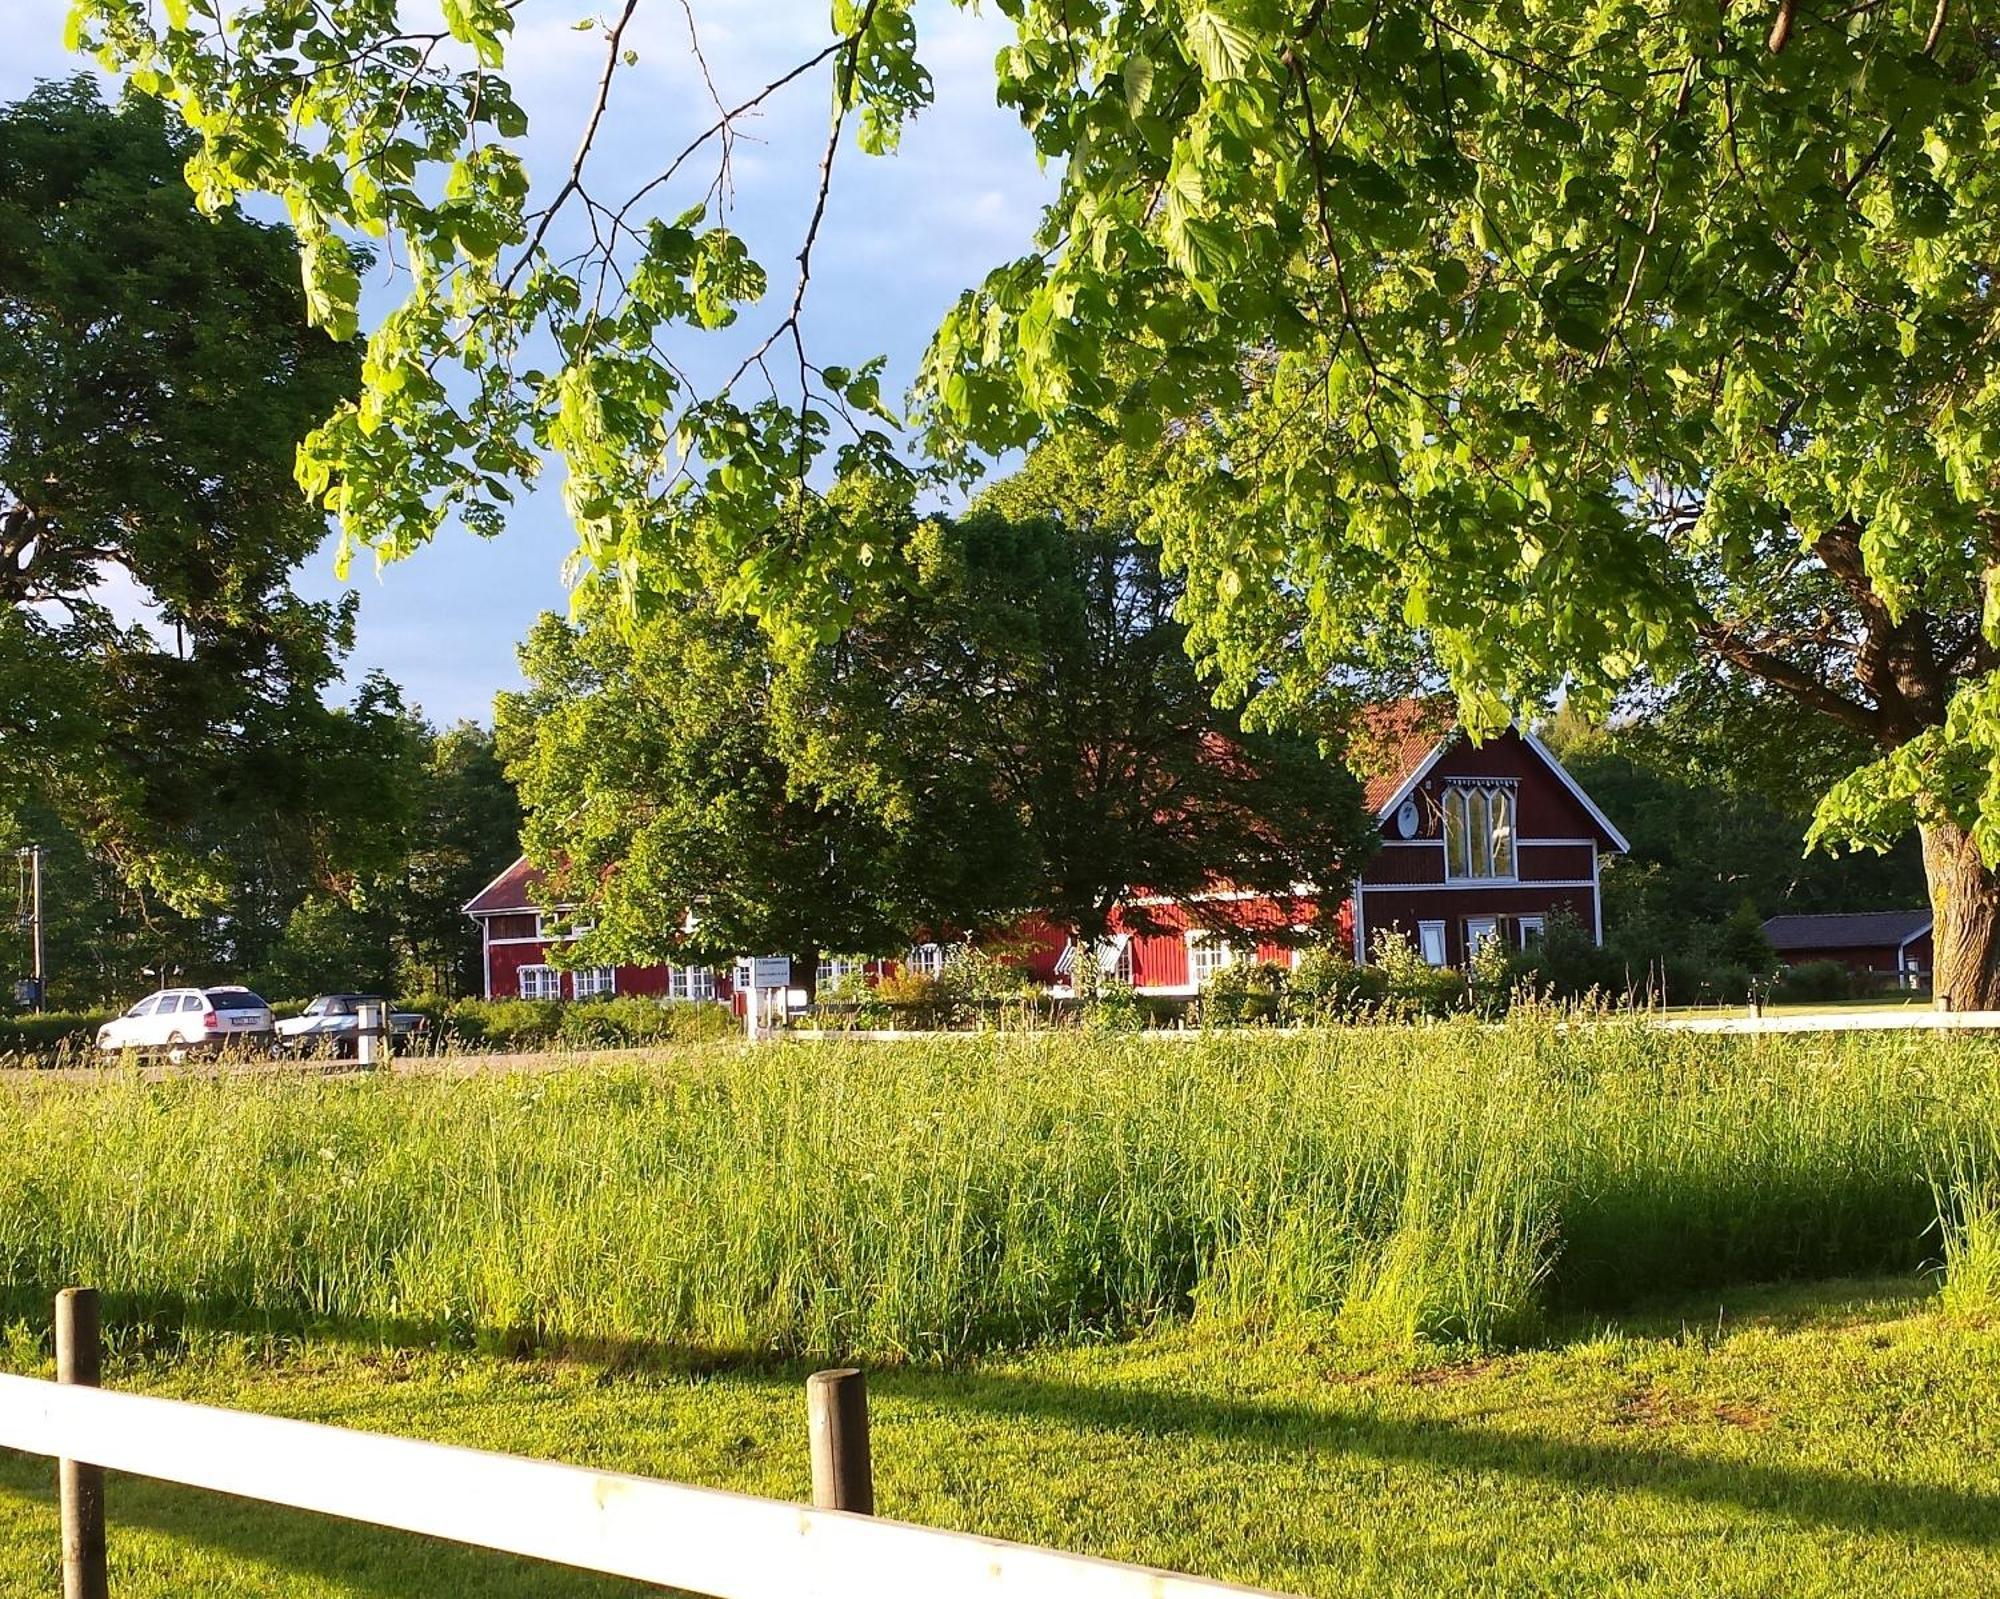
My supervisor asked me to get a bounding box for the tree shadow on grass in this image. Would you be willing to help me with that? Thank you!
[0,1448,654,1599]
[910,1368,2000,1551]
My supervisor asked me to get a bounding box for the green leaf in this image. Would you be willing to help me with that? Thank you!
[1183,10,1259,84]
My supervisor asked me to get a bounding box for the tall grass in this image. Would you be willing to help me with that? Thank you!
[1,1019,1994,1360]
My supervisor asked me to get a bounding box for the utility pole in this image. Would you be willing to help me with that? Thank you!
[16,845,43,1012]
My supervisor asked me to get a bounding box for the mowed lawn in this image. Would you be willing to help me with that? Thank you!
[3,1278,1997,1598]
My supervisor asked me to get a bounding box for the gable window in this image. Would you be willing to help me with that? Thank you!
[668,966,717,1002]
[575,966,617,999]
[518,965,562,1000]
[1442,782,1516,880]
[1186,932,1234,988]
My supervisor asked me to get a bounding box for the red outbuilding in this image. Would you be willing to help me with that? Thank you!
[1760,910,1933,988]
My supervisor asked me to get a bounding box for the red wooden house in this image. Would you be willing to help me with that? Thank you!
[464,706,1626,1000]
[1011,705,1629,993]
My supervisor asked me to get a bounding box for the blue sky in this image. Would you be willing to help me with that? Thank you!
[0,0,1055,723]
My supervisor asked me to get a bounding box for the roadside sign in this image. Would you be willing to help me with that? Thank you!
[750,957,791,990]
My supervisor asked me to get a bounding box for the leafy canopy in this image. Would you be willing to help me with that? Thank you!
[62,1,2000,866]
[0,77,405,912]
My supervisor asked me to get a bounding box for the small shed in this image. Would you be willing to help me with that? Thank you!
[1761,911,1933,987]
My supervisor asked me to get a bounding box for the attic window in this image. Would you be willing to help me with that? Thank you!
[1443,782,1516,881]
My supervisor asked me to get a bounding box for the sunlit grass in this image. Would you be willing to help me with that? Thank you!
[3,1019,1997,1360]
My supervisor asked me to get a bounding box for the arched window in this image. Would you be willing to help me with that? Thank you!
[1443,782,1518,881]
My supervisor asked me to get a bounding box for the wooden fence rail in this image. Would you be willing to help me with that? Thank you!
[0,1296,1289,1599]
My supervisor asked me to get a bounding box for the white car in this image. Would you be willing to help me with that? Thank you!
[273,994,428,1057]
[96,987,275,1060]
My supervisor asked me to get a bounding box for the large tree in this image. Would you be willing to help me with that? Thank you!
[500,470,1373,969]
[791,449,1377,943]
[0,77,376,911]
[495,586,973,980]
[68,4,2000,1000]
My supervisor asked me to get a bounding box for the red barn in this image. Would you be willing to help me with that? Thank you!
[1761,911,1933,987]
[464,706,1626,999]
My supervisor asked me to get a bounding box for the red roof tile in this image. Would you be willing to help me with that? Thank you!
[464,856,543,915]
[1355,698,1455,814]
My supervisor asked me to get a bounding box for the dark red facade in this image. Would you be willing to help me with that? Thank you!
[465,713,1626,997]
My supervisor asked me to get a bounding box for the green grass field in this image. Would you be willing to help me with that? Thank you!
[3,1024,1998,1594]
[2,1279,1996,1597]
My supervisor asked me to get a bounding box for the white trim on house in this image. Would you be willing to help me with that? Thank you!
[1417,920,1447,966]
[518,965,562,1001]
[1591,844,1603,945]
[1519,730,1633,853]
[574,965,617,999]
[1358,878,1599,893]
[462,859,528,916]
[1372,739,1457,825]
[1370,726,1632,855]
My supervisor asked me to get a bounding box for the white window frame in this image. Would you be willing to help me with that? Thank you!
[668,966,717,1002]
[1442,782,1519,883]
[1417,921,1448,967]
[1516,914,1546,949]
[907,943,945,978]
[817,957,864,988]
[574,965,617,999]
[518,965,562,1000]
[1186,932,1234,988]
[1464,915,1501,955]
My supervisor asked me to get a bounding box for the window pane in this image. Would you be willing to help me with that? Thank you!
[1444,792,1468,877]
[1467,789,1491,878]
[1490,788,1514,877]
[1418,923,1447,966]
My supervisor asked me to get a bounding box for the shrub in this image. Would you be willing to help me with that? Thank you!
[1202,960,1287,1027]
[1287,947,1388,1022]
[0,1011,114,1065]
[1083,974,1147,1032]
[439,996,734,1051]
[873,969,953,1030]
[1771,960,1856,1004]
[1370,930,1462,1017]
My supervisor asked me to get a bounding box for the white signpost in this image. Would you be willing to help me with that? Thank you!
[746,957,792,1041]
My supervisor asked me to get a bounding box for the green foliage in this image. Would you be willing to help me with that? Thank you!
[1771,961,1862,1005]
[1716,900,1780,979]
[436,995,735,1052]
[1937,1177,2000,1322]
[1369,931,1463,1018]
[1288,946,1388,1021]
[68,0,2000,1000]
[1200,960,1286,1027]
[0,1009,113,1064]
[501,477,1374,968]
[2,1027,1996,1362]
[0,78,383,913]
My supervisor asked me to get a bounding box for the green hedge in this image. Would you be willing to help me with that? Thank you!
[435,995,737,1052]
[0,1011,114,1063]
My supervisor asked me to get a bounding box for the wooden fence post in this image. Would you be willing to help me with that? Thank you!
[55,1287,108,1599]
[806,1368,874,1516]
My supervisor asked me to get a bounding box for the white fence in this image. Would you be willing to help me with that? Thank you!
[0,1370,1289,1599]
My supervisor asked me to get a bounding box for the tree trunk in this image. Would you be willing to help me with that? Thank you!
[1921,819,2000,1010]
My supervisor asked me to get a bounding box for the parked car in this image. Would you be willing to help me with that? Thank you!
[95,987,275,1060]
[272,994,429,1057]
